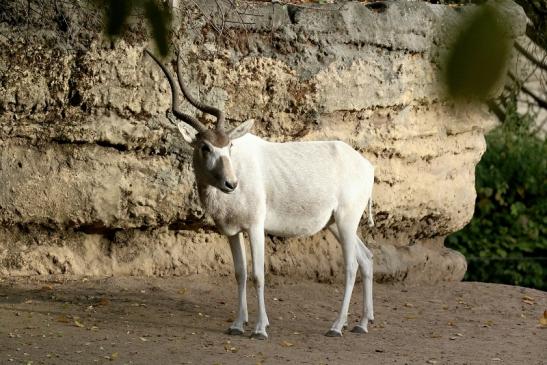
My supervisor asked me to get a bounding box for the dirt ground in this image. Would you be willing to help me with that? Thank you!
[0,275,545,365]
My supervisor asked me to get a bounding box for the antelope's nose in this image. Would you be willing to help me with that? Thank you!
[224,180,238,191]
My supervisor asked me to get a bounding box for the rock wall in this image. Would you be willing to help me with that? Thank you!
[0,1,525,282]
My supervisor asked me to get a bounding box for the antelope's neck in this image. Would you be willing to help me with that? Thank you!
[197,181,242,236]
[196,181,223,218]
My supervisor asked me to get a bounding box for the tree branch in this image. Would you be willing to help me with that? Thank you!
[508,72,547,110]
[488,100,507,122]
[515,42,547,72]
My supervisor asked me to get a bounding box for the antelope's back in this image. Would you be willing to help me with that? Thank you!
[249,136,374,237]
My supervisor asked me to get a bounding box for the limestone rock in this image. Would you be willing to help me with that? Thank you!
[0,1,525,282]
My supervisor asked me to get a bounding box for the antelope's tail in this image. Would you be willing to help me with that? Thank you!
[367,196,374,227]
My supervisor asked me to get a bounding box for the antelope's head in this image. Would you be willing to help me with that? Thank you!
[146,50,254,194]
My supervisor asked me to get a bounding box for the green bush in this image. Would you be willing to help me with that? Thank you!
[446,102,547,290]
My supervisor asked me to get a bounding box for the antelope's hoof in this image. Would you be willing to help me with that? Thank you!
[325,330,342,337]
[350,325,368,334]
[226,328,244,336]
[250,332,268,340]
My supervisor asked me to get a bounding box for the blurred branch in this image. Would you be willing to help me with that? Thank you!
[488,100,505,122]
[513,0,547,50]
[508,71,547,110]
[515,42,547,72]
[531,117,547,136]
[488,100,507,121]
[521,85,547,110]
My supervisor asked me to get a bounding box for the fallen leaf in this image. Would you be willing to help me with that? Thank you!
[139,337,148,342]
[404,316,417,320]
[41,285,53,291]
[403,303,414,308]
[96,298,110,306]
[522,295,534,302]
[522,299,535,305]
[539,310,547,327]
[178,288,187,295]
[426,360,437,364]
[224,344,238,353]
[491,358,501,361]
[280,340,294,347]
[482,320,494,328]
[110,352,118,360]
[74,320,85,328]
[56,315,70,323]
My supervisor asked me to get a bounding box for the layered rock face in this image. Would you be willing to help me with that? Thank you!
[0,1,525,282]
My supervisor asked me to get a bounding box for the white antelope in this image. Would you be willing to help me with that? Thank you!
[146,50,375,339]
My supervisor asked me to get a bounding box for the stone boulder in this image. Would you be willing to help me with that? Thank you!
[0,0,525,282]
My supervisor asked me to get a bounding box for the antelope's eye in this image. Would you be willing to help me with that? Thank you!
[201,144,211,154]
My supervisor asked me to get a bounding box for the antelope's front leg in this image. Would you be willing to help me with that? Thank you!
[227,233,248,335]
[248,225,269,339]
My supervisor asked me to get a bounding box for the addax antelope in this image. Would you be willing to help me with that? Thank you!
[146,50,375,339]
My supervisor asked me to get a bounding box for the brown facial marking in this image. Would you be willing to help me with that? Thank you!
[200,130,230,147]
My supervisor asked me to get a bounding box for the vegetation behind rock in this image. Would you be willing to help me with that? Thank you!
[446,100,547,290]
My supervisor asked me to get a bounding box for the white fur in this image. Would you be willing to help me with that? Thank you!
[184,125,375,339]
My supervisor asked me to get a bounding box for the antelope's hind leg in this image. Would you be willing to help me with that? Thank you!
[325,214,360,337]
[227,233,248,335]
[351,236,374,334]
[328,223,374,335]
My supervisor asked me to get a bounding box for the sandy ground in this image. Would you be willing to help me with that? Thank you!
[0,275,545,365]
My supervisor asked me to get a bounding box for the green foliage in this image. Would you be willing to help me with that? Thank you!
[443,3,512,101]
[104,0,135,39]
[446,102,547,290]
[98,0,172,56]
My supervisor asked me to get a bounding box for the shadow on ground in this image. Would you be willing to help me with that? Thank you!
[0,275,545,364]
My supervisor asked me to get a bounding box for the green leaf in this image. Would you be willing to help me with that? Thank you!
[442,4,512,101]
[104,0,135,39]
[144,0,172,57]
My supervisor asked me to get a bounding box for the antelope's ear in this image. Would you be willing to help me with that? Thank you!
[177,122,198,144]
[227,119,255,140]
